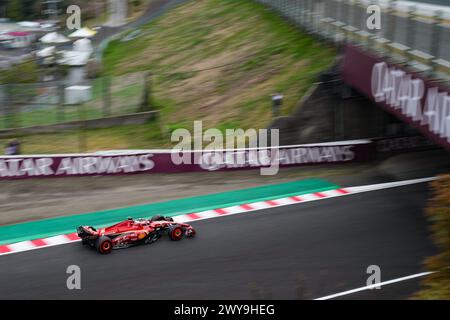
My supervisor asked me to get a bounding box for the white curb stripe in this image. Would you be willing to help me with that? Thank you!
[172,215,190,223]
[44,235,71,246]
[320,189,346,197]
[299,193,321,201]
[271,197,295,205]
[0,177,435,257]
[7,241,36,251]
[179,214,198,222]
[250,202,272,210]
[224,206,246,214]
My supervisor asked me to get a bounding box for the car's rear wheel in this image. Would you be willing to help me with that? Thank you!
[95,236,113,254]
[168,225,184,241]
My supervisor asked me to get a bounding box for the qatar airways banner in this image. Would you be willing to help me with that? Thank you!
[0,140,374,179]
[341,45,450,151]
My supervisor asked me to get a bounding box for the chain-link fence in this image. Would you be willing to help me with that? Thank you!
[0,71,152,130]
[256,0,450,77]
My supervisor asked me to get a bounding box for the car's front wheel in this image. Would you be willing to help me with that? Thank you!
[168,225,184,241]
[95,236,113,254]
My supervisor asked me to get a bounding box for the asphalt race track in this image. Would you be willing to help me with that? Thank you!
[0,183,435,300]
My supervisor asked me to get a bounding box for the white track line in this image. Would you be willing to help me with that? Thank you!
[346,177,436,194]
[314,271,435,300]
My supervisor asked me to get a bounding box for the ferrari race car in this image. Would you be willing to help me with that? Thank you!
[77,216,196,254]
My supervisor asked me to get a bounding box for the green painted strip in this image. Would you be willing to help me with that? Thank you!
[0,178,338,245]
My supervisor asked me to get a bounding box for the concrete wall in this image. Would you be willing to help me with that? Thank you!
[268,64,413,146]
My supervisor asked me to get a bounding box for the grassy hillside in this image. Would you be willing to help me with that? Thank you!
[2,0,336,154]
[103,0,336,132]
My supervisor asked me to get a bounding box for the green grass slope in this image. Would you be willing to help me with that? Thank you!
[103,0,336,131]
[1,0,336,154]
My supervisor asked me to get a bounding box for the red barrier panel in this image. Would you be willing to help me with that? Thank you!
[341,45,450,151]
[0,140,374,179]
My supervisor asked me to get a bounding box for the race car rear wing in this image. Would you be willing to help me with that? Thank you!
[77,226,98,239]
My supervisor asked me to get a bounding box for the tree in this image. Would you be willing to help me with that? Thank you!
[0,0,8,18]
[24,0,42,19]
[32,0,44,19]
[415,175,450,299]
[6,0,24,21]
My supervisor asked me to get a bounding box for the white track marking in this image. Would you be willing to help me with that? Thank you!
[346,177,436,194]
[314,271,435,300]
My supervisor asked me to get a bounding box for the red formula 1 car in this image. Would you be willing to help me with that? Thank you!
[77,216,196,254]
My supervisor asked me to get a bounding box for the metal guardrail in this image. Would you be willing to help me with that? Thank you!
[255,0,450,81]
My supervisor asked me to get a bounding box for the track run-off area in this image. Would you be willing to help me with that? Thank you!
[0,177,436,299]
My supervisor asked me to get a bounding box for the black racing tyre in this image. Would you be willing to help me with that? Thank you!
[168,225,184,241]
[95,236,113,254]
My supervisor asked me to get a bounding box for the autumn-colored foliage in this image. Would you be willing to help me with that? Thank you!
[415,175,450,299]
